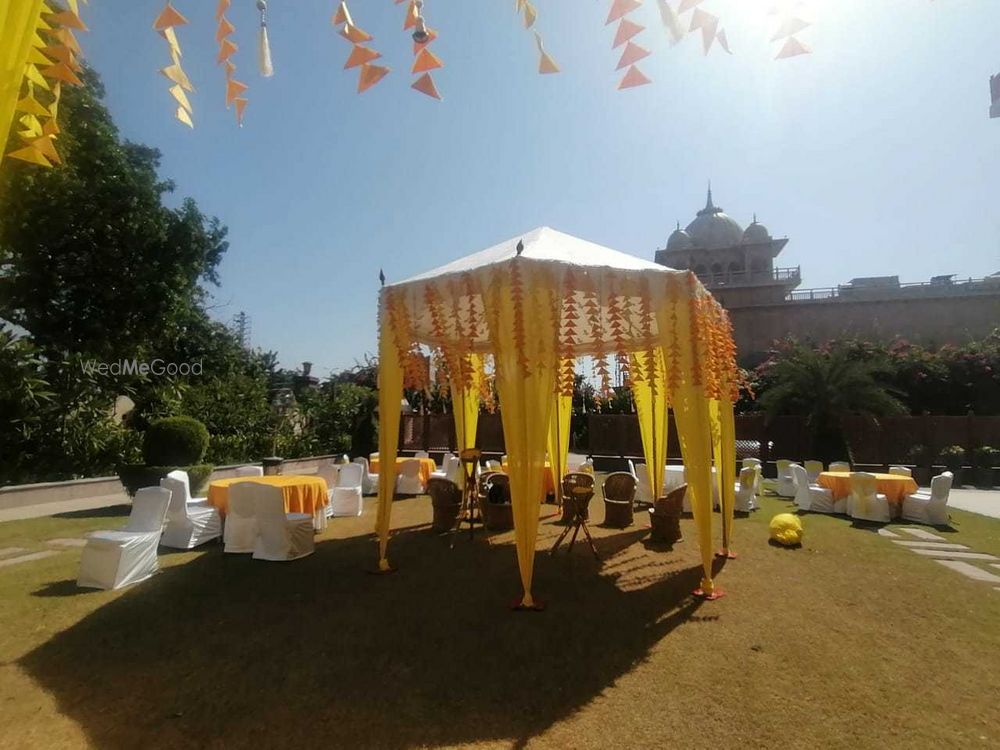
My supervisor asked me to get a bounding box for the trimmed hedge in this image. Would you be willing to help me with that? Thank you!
[117,463,214,498]
[143,417,210,466]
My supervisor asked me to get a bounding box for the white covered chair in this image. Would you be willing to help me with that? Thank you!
[234,465,263,477]
[902,471,953,526]
[252,485,314,561]
[775,459,797,498]
[734,466,757,513]
[352,456,379,495]
[223,482,259,553]
[791,463,835,513]
[316,462,339,496]
[414,450,431,461]
[485,459,502,472]
[742,458,762,494]
[161,469,208,506]
[888,465,912,477]
[77,487,171,590]
[431,454,461,483]
[159,472,222,549]
[804,460,825,483]
[395,458,425,495]
[330,462,364,517]
[829,461,851,473]
[634,463,654,505]
[848,471,890,523]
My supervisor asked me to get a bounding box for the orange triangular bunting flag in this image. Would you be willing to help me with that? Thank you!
[48,27,81,54]
[340,23,373,44]
[357,63,390,93]
[412,47,443,74]
[216,17,235,43]
[42,118,60,137]
[539,50,560,74]
[404,1,419,30]
[6,145,52,167]
[606,0,642,25]
[226,77,248,106]
[216,37,238,63]
[32,135,62,164]
[616,41,650,70]
[332,2,352,26]
[41,62,83,86]
[47,10,88,31]
[612,18,644,48]
[216,0,231,21]
[775,36,810,59]
[153,3,189,31]
[618,65,651,89]
[234,97,248,126]
[411,72,441,100]
[344,44,381,69]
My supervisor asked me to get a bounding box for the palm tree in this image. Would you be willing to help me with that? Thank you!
[757,346,906,463]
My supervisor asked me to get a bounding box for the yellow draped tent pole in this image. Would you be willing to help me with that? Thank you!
[0,0,46,167]
[449,353,482,488]
[546,385,571,508]
[630,348,668,502]
[374,288,404,573]
[717,396,738,557]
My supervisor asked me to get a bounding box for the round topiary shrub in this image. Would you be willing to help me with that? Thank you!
[143,416,210,466]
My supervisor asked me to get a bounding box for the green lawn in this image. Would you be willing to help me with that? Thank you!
[1,488,999,749]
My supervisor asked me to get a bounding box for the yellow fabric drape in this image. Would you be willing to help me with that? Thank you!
[450,353,482,488]
[0,0,46,167]
[374,297,404,571]
[488,261,559,608]
[657,291,716,595]
[630,348,668,502]
[718,397,737,553]
[546,389,572,506]
[709,398,724,536]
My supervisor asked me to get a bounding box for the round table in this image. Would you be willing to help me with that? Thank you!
[207,475,329,530]
[817,471,918,514]
[369,456,437,486]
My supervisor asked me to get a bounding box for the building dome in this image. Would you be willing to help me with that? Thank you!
[666,222,693,251]
[684,188,744,250]
[742,215,770,244]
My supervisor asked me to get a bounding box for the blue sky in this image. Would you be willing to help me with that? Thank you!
[79,0,999,375]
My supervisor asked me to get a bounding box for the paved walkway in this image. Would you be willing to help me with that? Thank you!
[947,489,1000,520]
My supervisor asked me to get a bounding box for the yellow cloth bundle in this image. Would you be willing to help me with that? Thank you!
[769,513,803,547]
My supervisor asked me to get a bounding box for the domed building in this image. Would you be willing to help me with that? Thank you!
[655,187,801,307]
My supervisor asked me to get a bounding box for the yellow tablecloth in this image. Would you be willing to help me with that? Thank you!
[817,471,918,505]
[502,462,556,496]
[207,475,329,517]
[369,457,437,486]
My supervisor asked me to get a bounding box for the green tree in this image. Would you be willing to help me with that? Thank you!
[756,343,907,462]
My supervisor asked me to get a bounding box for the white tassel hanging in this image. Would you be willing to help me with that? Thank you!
[257,0,274,77]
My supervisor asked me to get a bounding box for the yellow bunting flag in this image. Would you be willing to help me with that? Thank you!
[619,64,651,89]
[688,8,719,55]
[523,2,537,29]
[7,145,52,167]
[411,72,442,100]
[32,134,62,164]
[656,0,685,45]
[344,45,381,69]
[534,32,559,74]
[717,28,732,55]
[169,84,193,113]
[358,63,390,93]
[23,64,51,91]
[176,105,193,127]
[154,3,194,126]
[160,63,194,92]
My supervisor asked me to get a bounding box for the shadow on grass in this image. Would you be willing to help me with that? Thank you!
[52,504,131,520]
[32,579,100,597]
[20,522,712,749]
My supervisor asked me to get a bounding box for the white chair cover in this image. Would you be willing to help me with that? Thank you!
[829,461,851,473]
[316,462,340,495]
[485,459,502,472]
[77,487,171,590]
[234,465,264,477]
[252,485,314,561]
[414,450,431,461]
[223,482,259,553]
[901,471,953,526]
[791,463,834,513]
[634,463,654,505]
[352,456,379,495]
[330,462,364,517]
[775,459,797,498]
[159,471,222,549]
[888,466,912,477]
[848,471,890,523]
[734,466,757,512]
[804,460,825,483]
[395,458,425,495]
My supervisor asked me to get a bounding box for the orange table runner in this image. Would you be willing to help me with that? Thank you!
[207,475,329,517]
[817,471,918,505]
[369,457,437,485]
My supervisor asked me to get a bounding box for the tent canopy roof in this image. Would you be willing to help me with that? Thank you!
[392,227,678,286]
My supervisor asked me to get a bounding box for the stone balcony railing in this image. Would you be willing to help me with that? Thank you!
[696,266,801,288]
